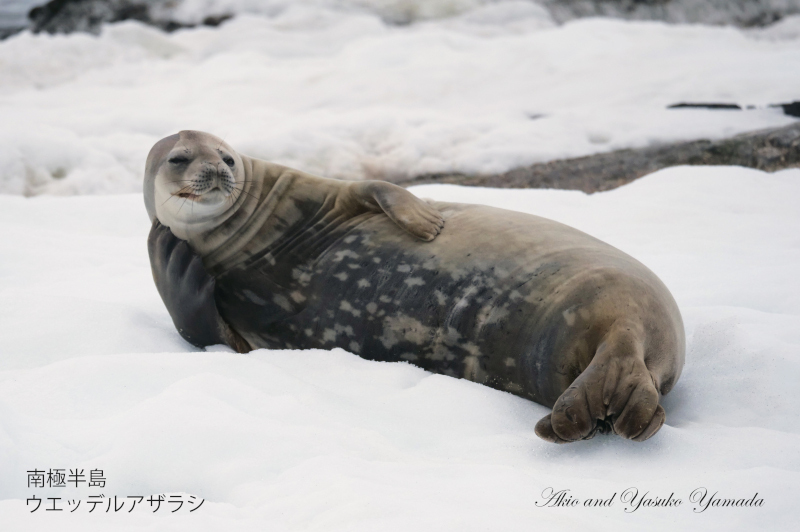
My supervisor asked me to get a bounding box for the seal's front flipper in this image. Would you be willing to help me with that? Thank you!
[148,221,251,353]
[349,181,445,241]
[534,319,665,443]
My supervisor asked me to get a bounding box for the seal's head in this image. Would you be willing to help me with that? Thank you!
[144,130,246,240]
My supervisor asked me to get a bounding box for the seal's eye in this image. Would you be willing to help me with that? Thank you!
[169,156,189,165]
[223,156,235,167]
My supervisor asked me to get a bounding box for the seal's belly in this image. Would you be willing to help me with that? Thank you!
[217,202,669,403]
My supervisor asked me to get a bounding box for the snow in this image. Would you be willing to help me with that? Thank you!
[1,166,799,530]
[1,2,799,529]
[1,3,799,194]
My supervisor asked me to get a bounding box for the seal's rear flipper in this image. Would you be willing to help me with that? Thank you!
[148,221,251,353]
[349,181,445,241]
[534,319,666,443]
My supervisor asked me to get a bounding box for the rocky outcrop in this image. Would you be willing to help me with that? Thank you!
[542,0,800,28]
[27,0,230,36]
[396,122,800,193]
[0,0,798,40]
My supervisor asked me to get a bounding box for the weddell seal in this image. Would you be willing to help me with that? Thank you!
[144,130,685,444]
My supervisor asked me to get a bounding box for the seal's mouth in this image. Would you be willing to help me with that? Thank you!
[173,185,230,203]
[176,192,201,200]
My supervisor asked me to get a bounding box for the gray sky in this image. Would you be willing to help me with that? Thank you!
[0,0,45,29]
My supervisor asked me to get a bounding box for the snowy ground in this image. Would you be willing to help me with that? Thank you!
[1,3,800,194]
[1,166,799,530]
[1,2,799,530]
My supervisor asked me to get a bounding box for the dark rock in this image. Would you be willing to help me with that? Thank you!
[27,0,231,36]
[668,103,743,110]
[0,26,27,39]
[396,122,800,193]
[777,101,800,118]
[202,14,233,27]
[541,0,800,28]
[666,101,800,117]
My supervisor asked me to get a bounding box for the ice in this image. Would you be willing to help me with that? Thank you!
[1,166,798,530]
